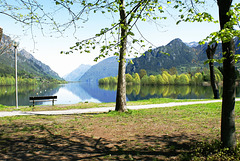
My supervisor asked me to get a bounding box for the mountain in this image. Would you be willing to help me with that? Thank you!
[185,41,199,47]
[79,56,119,82]
[126,38,240,75]
[0,34,62,80]
[18,49,61,79]
[192,37,240,61]
[126,38,199,75]
[63,64,91,81]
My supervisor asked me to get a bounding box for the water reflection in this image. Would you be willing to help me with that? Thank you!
[100,84,224,101]
[0,84,60,106]
[0,82,239,106]
[80,82,117,102]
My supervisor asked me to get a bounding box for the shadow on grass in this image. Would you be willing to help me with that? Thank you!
[0,123,201,160]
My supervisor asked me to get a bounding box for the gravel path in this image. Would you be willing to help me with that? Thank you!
[1,99,239,117]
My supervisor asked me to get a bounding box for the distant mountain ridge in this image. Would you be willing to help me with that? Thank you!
[126,38,240,75]
[126,38,198,75]
[185,41,199,47]
[18,49,61,79]
[0,34,61,80]
[79,56,120,82]
[66,38,240,82]
[63,64,91,81]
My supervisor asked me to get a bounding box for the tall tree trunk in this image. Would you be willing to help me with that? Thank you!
[115,0,127,112]
[218,0,236,149]
[206,44,220,99]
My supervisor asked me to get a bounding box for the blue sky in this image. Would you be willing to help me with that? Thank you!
[0,1,223,77]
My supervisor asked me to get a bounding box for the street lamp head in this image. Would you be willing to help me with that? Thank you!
[13,40,19,48]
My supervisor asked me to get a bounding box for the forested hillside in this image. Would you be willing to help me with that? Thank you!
[0,34,62,80]
[126,38,240,75]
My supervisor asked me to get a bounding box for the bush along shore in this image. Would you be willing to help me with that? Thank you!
[99,68,223,86]
[0,76,66,86]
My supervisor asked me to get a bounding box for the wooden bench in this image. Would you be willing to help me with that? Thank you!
[29,96,57,107]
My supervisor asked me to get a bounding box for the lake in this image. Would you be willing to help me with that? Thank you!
[1,82,240,106]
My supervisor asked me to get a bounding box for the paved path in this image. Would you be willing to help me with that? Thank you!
[1,99,239,117]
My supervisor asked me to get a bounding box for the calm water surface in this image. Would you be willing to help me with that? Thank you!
[1,82,240,106]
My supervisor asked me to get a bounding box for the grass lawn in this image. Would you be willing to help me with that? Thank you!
[0,98,214,112]
[0,99,240,160]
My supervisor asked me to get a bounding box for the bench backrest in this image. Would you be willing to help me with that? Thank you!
[29,96,57,100]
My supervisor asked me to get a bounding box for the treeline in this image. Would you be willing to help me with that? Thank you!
[0,76,37,86]
[99,68,223,86]
[0,76,66,86]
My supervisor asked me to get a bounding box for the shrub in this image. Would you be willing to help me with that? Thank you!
[156,75,164,85]
[175,74,190,85]
[125,74,133,84]
[168,75,175,85]
[193,72,203,85]
[139,69,147,79]
[141,75,149,85]
[133,73,140,84]
[109,76,117,84]
[162,71,169,85]
[215,74,221,83]
[98,78,105,84]
[148,75,156,85]
[98,77,109,84]
[202,68,223,82]
[162,71,174,85]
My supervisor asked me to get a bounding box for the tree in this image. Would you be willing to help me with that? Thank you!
[206,43,220,99]
[218,0,237,149]
[175,74,189,85]
[179,74,190,85]
[139,69,147,79]
[178,0,240,149]
[141,75,149,86]
[148,75,156,85]
[1,1,180,112]
[193,72,203,85]
[156,74,164,85]
[169,67,178,75]
[115,0,128,112]
[62,0,175,112]
[133,73,140,84]
[125,73,133,84]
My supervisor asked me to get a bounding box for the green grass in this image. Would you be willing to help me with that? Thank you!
[98,101,226,118]
[128,98,214,105]
[1,100,240,160]
[180,140,240,160]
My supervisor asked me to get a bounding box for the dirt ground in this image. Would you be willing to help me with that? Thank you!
[0,108,228,161]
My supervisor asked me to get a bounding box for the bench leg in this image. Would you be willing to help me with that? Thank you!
[33,100,35,107]
[52,99,55,106]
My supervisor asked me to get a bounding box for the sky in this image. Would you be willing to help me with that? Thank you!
[0,1,223,77]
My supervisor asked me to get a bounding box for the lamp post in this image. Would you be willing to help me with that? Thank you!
[0,27,2,42]
[13,41,19,109]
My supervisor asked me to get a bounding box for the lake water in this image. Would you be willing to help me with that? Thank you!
[1,82,240,106]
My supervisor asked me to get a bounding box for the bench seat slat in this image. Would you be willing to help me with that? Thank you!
[30,100,57,102]
[29,96,57,107]
[29,96,57,100]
